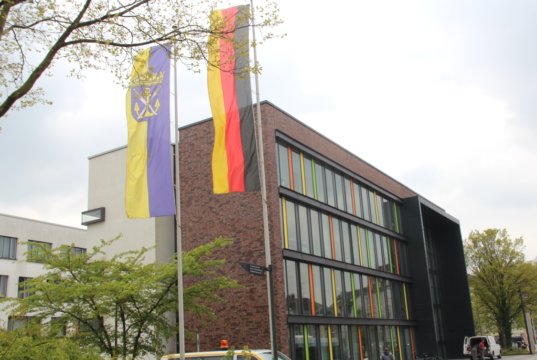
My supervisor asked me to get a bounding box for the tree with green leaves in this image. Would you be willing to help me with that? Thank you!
[0,0,282,118]
[464,228,537,348]
[1,236,240,359]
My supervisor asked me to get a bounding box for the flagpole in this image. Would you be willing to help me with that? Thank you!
[173,50,186,360]
[249,2,278,359]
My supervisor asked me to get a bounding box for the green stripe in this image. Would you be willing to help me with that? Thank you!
[312,159,318,199]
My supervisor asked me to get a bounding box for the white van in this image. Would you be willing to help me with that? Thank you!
[463,335,501,359]
[161,349,291,360]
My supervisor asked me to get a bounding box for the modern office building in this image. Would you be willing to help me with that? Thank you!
[83,101,474,359]
[0,213,88,329]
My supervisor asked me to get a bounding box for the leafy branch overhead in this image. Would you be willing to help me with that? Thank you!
[0,0,283,117]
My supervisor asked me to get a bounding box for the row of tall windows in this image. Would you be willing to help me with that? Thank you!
[290,324,415,360]
[285,260,411,320]
[0,235,86,263]
[281,198,409,276]
[277,143,402,233]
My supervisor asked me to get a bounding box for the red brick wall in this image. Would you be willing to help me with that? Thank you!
[179,102,416,355]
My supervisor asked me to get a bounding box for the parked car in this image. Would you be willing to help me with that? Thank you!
[463,336,501,360]
[161,349,292,360]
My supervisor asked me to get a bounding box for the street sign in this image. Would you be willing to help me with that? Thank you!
[240,262,267,276]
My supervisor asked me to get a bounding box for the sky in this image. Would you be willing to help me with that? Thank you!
[1,0,537,259]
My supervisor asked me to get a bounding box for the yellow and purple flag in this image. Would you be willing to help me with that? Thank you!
[125,44,175,218]
[208,5,260,194]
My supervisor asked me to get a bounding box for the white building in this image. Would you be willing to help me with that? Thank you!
[0,213,88,329]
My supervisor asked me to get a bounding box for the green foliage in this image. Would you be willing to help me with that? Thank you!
[0,0,283,117]
[464,228,537,347]
[1,236,240,359]
[0,323,100,360]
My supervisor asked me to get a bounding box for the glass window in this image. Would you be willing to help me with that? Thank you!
[360,326,370,360]
[344,179,353,216]
[341,325,351,360]
[329,325,341,360]
[374,233,384,271]
[300,263,312,315]
[367,230,377,269]
[319,325,330,360]
[376,194,386,227]
[334,270,344,317]
[285,260,299,315]
[321,214,331,259]
[7,316,32,331]
[331,218,342,262]
[292,150,303,194]
[353,183,363,219]
[305,325,318,360]
[350,326,362,360]
[351,225,360,267]
[377,278,387,319]
[303,156,315,198]
[383,198,395,232]
[385,280,394,320]
[312,265,324,316]
[27,240,52,263]
[359,227,369,268]
[323,268,335,316]
[298,205,310,254]
[286,200,298,251]
[311,209,322,257]
[343,271,353,317]
[18,277,32,298]
[361,187,371,222]
[293,325,306,360]
[369,191,377,224]
[362,276,372,318]
[278,143,291,188]
[314,161,326,203]
[386,238,395,274]
[334,173,345,211]
[341,221,352,264]
[353,273,364,318]
[0,275,7,298]
[325,168,336,208]
[0,235,17,259]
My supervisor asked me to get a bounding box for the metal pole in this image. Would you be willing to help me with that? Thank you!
[249,1,278,358]
[173,49,186,360]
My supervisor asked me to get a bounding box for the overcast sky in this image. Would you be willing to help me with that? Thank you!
[1,0,536,259]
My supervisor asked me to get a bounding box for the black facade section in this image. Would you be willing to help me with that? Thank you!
[402,196,474,359]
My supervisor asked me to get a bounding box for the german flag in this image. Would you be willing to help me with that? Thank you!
[207,5,260,194]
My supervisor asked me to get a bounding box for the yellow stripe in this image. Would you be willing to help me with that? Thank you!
[125,47,151,218]
[397,327,403,360]
[208,9,229,194]
[282,199,289,248]
[300,153,306,195]
[403,283,409,320]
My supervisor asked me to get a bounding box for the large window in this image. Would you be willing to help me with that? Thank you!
[0,275,7,297]
[27,240,52,263]
[277,143,402,234]
[0,235,17,259]
[281,198,409,276]
[284,260,412,321]
[18,277,33,298]
[290,324,415,360]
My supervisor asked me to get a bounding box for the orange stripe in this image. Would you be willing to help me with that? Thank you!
[368,277,375,318]
[358,327,364,360]
[287,147,294,191]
